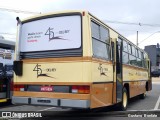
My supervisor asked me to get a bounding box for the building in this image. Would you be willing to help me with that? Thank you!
[144,43,160,71]
[0,36,15,50]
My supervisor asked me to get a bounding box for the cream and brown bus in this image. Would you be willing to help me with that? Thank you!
[12,10,152,110]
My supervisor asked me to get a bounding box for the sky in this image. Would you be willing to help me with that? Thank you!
[0,0,160,49]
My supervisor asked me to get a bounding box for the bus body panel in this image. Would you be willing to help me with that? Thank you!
[13,58,91,108]
[123,65,148,81]
[91,83,113,108]
[92,60,113,83]
[123,65,148,98]
[90,59,114,108]
[15,61,83,83]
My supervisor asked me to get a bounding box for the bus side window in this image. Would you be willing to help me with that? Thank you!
[91,21,110,60]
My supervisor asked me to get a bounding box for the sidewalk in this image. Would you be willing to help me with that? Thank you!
[152,77,160,83]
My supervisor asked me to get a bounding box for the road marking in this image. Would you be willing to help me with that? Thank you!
[150,109,160,111]
[152,82,160,84]
[37,107,56,112]
[154,96,160,110]
[127,109,160,111]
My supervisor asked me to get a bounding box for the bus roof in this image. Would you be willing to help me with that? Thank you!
[21,10,86,23]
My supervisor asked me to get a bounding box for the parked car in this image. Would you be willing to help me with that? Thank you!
[151,70,160,77]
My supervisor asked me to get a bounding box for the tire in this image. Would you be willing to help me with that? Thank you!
[139,93,146,99]
[120,88,128,111]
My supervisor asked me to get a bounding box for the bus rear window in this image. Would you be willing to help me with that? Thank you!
[20,15,81,52]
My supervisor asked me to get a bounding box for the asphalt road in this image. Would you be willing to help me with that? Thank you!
[0,79,160,120]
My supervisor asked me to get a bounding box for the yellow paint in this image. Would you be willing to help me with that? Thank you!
[0,99,7,103]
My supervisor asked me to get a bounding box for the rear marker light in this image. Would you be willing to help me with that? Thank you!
[14,85,25,91]
[72,86,78,93]
[20,88,25,91]
[71,85,90,94]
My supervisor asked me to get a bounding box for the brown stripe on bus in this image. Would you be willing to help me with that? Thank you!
[13,91,90,100]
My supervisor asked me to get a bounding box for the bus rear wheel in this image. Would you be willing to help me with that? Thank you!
[120,88,128,111]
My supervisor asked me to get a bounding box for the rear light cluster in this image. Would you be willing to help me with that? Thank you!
[13,85,90,94]
[71,85,90,94]
[14,85,25,91]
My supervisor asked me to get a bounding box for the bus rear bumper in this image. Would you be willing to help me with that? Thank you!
[12,96,90,108]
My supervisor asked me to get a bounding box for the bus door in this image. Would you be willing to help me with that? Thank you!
[116,38,123,103]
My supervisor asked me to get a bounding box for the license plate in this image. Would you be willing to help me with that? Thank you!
[41,86,53,92]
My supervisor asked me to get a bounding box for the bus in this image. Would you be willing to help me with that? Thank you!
[0,39,14,103]
[12,10,152,110]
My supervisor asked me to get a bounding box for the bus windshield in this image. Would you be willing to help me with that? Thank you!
[20,15,81,52]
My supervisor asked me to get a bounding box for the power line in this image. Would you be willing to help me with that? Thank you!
[114,29,155,33]
[104,20,160,27]
[0,7,41,14]
[138,31,160,45]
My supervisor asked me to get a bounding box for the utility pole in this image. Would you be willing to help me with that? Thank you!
[137,31,138,46]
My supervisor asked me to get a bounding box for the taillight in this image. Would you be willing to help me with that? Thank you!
[14,85,25,91]
[78,86,85,94]
[71,85,90,94]
[84,86,90,94]
[72,86,78,93]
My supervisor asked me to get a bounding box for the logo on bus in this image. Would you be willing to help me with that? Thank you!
[45,27,70,41]
[98,64,108,76]
[33,64,56,79]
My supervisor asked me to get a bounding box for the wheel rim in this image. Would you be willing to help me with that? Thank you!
[123,92,127,108]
